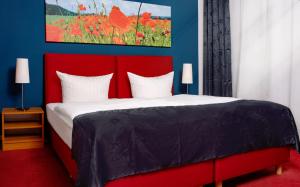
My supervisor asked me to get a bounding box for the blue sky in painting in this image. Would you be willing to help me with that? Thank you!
[46,0,171,17]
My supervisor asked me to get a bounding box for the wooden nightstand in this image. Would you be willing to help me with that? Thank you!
[1,107,44,151]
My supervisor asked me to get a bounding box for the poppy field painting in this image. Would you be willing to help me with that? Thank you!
[45,0,171,47]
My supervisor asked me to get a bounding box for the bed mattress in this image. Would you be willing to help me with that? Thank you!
[47,103,73,148]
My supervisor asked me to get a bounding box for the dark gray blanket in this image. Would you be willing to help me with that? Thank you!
[72,100,299,187]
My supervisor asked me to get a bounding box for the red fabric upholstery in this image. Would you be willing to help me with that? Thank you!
[214,147,290,182]
[49,127,213,186]
[50,127,77,180]
[45,53,117,104]
[106,160,213,187]
[116,56,173,98]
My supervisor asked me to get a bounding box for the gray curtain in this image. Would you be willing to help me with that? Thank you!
[204,0,232,97]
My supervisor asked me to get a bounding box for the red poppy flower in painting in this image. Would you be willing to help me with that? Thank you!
[109,6,130,32]
[140,12,152,26]
[147,20,156,28]
[79,4,86,11]
[113,37,125,45]
[142,12,151,20]
[84,21,97,34]
[136,32,145,38]
[100,20,113,36]
[92,29,100,36]
[70,24,82,37]
[164,30,171,36]
[46,24,64,42]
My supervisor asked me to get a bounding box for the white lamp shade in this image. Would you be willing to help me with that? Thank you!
[15,58,30,84]
[182,63,193,84]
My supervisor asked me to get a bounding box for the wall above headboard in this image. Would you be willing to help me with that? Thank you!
[0,0,198,109]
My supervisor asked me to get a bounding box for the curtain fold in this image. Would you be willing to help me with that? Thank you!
[230,0,300,136]
[204,0,232,97]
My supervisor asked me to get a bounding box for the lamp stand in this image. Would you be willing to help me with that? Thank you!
[186,84,189,95]
[16,84,29,111]
[22,83,24,109]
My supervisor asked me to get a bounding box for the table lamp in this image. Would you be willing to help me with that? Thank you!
[182,63,193,94]
[15,58,30,110]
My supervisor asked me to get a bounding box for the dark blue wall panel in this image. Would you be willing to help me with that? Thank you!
[0,0,198,109]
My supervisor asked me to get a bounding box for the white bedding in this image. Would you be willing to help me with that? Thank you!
[46,94,238,148]
[47,103,74,148]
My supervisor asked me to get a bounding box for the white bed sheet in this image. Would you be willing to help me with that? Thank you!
[46,103,74,148]
[46,94,238,149]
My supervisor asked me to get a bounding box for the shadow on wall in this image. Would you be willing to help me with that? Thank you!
[179,71,186,94]
[7,67,21,100]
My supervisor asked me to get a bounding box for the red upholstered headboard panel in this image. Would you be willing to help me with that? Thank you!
[117,56,173,98]
[45,53,117,104]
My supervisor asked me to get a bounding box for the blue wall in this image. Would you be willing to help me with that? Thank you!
[0,0,198,109]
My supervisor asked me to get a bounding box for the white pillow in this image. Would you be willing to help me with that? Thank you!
[56,71,113,103]
[127,72,174,99]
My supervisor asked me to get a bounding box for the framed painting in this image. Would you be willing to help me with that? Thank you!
[45,0,171,47]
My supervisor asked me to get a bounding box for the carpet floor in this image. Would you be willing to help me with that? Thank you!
[0,147,299,187]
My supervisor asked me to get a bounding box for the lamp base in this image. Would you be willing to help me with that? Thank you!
[16,107,30,111]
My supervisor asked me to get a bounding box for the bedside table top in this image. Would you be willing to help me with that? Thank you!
[2,107,44,115]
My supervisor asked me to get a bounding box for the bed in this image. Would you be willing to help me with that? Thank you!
[45,53,298,187]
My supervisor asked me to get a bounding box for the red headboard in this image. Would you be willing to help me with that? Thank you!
[44,54,173,103]
[45,53,117,104]
[117,56,173,98]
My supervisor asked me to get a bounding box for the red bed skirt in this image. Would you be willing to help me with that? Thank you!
[50,127,290,186]
[50,127,214,187]
[215,146,290,183]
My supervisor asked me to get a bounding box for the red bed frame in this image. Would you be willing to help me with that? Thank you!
[45,53,290,187]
